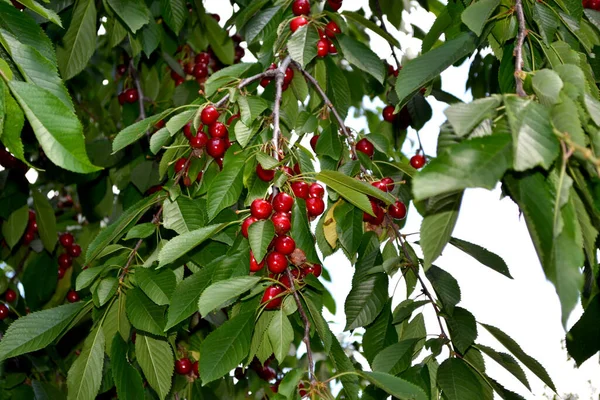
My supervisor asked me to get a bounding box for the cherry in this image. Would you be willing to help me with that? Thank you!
[234,367,246,380]
[279,274,292,288]
[227,113,240,125]
[317,39,330,58]
[190,132,209,148]
[250,251,265,272]
[29,210,36,221]
[195,52,210,65]
[306,197,325,217]
[206,137,227,158]
[363,201,385,225]
[303,264,322,278]
[209,122,228,138]
[272,213,292,235]
[284,68,294,84]
[383,105,396,123]
[241,217,258,238]
[251,199,273,220]
[273,192,294,213]
[124,88,139,104]
[155,119,166,129]
[170,70,183,81]
[66,290,79,303]
[175,358,192,375]
[293,163,302,175]
[260,77,272,88]
[183,123,194,140]
[299,382,308,396]
[267,252,288,273]
[57,267,66,280]
[58,254,73,269]
[274,236,296,255]
[381,177,394,192]
[328,41,338,55]
[371,180,388,192]
[327,0,343,11]
[60,233,74,248]
[262,285,285,309]
[291,181,309,199]
[23,231,34,245]
[68,244,82,258]
[325,21,341,38]
[292,0,310,15]
[174,77,185,86]
[192,361,199,376]
[28,221,37,233]
[201,105,219,125]
[184,62,195,76]
[356,138,374,158]
[11,0,25,10]
[215,157,224,169]
[308,183,324,198]
[260,366,277,381]
[256,164,275,182]
[410,154,426,169]
[193,63,208,80]
[388,201,407,220]
[5,289,17,303]
[290,16,309,33]
[0,304,9,320]
[282,166,295,176]
[174,158,187,173]
[310,135,320,151]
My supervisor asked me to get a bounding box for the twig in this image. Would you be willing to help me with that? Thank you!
[214,69,279,109]
[555,130,600,176]
[129,60,147,120]
[513,0,527,97]
[373,0,402,68]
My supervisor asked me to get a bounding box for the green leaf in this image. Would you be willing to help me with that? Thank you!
[32,381,66,400]
[244,5,281,44]
[201,12,234,64]
[447,307,477,353]
[31,190,57,253]
[2,204,28,249]
[532,70,563,106]
[461,0,500,36]
[67,327,104,400]
[165,267,214,330]
[420,192,463,269]
[552,94,585,147]
[204,62,255,97]
[288,24,319,67]
[425,266,461,314]
[344,272,388,330]
[291,199,320,264]
[248,220,275,263]
[93,277,118,307]
[56,0,96,80]
[268,309,294,363]
[11,0,62,27]
[198,276,260,316]
[337,34,385,84]
[504,95,559,171]
[449,237,512,278]
[112,112,171,153]
[199,308,255,384]
[412,134,512,201]
[7,81,100,173]
[566,294,600,366]
[111,334,144,400]
[149,127,170,154]
[256,152,279,169]
[234,120,259,148]
[136,268,175,306]
[160,0,186,34]
[342,11,400,47]
[372,339,419,375]
[158,223,226,267]
[317,170,395,204]
[444,96,501,137]
[0,302,84,360]
[476,344,531,390]
[325,56,351,119]
[396,33,478,106]
[106,0,149,33]
[238,96,269,127]
[334,201,363,257]
[1,89,26,164]
[126,287,166,336]
[437,358,484,400]
[392,299,430,325]
[206,149,246,221]
[481,323,556,391]
[135,333,173,400]
[162,196,206,235]
[330,332,360,400]
[102,294,130,354]
[361,371,427,400]
[364,301,398,364]
[304,292,332,352]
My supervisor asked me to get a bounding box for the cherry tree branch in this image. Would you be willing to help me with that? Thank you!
[513,0,527,97]
[129,60,147,120]
[214,69,279,108]
[373,0,402,68]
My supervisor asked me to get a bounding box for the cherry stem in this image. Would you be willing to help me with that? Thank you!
[513,0,527,97]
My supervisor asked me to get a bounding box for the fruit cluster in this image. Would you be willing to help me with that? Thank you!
[583,0,600,9]
[260,63,295,90]
[57,232,82,279]
[289,0,341,57]
[22,210,39,246]
[175,357,199,378]
[363,178,407,225]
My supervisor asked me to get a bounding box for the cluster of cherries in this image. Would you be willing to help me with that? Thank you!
[583,0,600,9]
[114,62,140,106]
[57,233,82,280]
[365,178,407,225]
[289,0,341,57]
[260,63,295,91]
[22,210,39,246]
[0,288,18,321]
[175,356,199,378]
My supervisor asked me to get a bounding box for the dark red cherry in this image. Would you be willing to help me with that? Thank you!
[291,181,309,199]
[273,193,294,213]
[410,154,426,169]
[306,197,325,217]
[68,244,82,258]
[308,183,324,198]
[256,164,275,182]
[356,138,374,158]
[190,132,209,148]
[292,0,310,15]
[59,233,74,248]
[206,138,227,158]
[271,212,292,235]
[66,290,79,303]
[241,217,258,238]
[251,199,273,220]
[175,358,192,375]
[325,21,341,37]
[209,122,228,138]
[201,105,219,125]
[262,285,285,309]
[290,16,308,33]
[267,252,288,274]
[383,105,396,122]
[274,236,296,255]
[388,201,407,220]
[250,251,265,272]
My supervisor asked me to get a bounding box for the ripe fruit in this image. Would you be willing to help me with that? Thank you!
[29,210,36,221]
[58,254,73,269]
[274,236,296,255]
[284,67,294,84]
[23,231,34,245]
[251,199,273,220]
[304,264,322,278]
[327,0,343,11]
[282,166,295,176]
[68,244,82,258]
[174,158,187,173]
[290,16,309,33]
[398,106,412,130]
[371,180,388,192]
[317,39,329,58]
[241,217,258,238]
[356,138,374,158]
[175,358,192,375]
[57,267,66,279]
[272,212,292,235]
[279,274,292,288]
[267,252,288,273]
[306,197,325,217]
[5,289,16,303]
[183,123,194,139]
[363,201,385,225]
[209,122,228,138]
[250,251,265,272]
[260,77,272,88]
[292,0,310,15]
[195,52,210,65]
[201,105,219,125]
[310,135,320,151]
[308,183,324,198]
[184,62,195,75]
[262,285,285,309]
[206,137,227,158]
[60,233,74,248]
[155,119,166,129]
[381,177,394,192]
[410,154,426,169]
[388,201,407,220]
[190,132,208,148]
[256,164,275,182]
[291,181,309,199]
[66,290,79,303]
[0,304,8,320]
[192,361,199,376]
[193,63,208,79]
[383,105,396,122]
[293,163,301,175]
[328,41,338,55]
[124,88,139,103]
[325,21,341,38]
[273,193,294,213]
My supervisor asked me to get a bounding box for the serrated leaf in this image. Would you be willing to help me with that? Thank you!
[207,149,246,221]
[126,287,166,336]
[461,0,500,36]
[291,199,320,263]
[425,265,461,314]
[552,94,585,146]
[392,299,430,325]
[160,0,186,34]
[449,237,512,278]
[584,93,600,126]
[204,62,255,97]
[165,267,214,330]
[1,88,26,164]
[107,0,149,33]
[111,334,144,400]
[420,192,463,269]
[135,333,173,400]
[31,190,57,253]
[372,339,419,375]
[166,108,196,136]
[317,170,395,204]
[201,12,234,64]
[361,371,427,400]
[476,344,531,390]
[268,309,294,363]
[158,223,226,267]
[532,69,563,105]
[238,96,269,126]
[57,0,96,80]
[11,0,62,27]
[248,220,275,263]
[334,201,363,257]
[364,302,398,364]
[244,5,281,44]
[93,277,118,307]
[304,292,333,353]
[113,111,172,153]
[162,196,206,235]
[344,272,388,330]
[149,127,171,154]
[234,120,260,148]
[337,34,385,84]
[288,24,319,67]
[124,223,155,240]
[325,56,351,119]
[102,294,130,354]
[136,268,175,306]
[198,276,260,316]
[2,204,28,249]
[447,307,477,353]
[437,358,483,400]
[444,96,501,137]
[67,327,104,400]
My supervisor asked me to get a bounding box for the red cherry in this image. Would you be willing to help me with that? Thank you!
[267,252,288,273]
[184,62,195,76]
[28,210,36,221]
[215,157,224,169]
[410,154,426,169]
[383,105,396,122]
[262,285,285,309]
[291,181,309,199]
[211,13,220,21]
[58,254,73,269]
[279,274,292,288]
[299,382,308,396]
[174,158,187,173]
[170,70,183,81]
[273,193,294,213]
[274,236,296,255]
[325,21,341,37]
[190,132,209,148]
[68,244,82,258]
[209,122,228,138]
[117,92,126,105]
[241,217,258,238]
[116,64,128,77]
[195,52,210,65]
[371,180,388,192]
[260,77,272,87]
[57,267,66,279]
[317,39,330,58]
[227,114,240,125]
[284,68,294,84]
[310,135,320,151]
[328,42,338,55]
[308,183,324,198]
[155,119,166,129]
[292,0,310,15]
[5,289,17,303]
[327,0,343,11]
[23,231,34,245]
[251,199,273,220]
[388,201,407,220]
[272,213,292,235]
[183,123,194,140]
[256,164,275,182]
[60,233,74,248]
[124,88,139,104]
[398,106,412,130]
[0,304,9,320]
[201,105,220,125]
[356,138,374,158]
[363,201,385,225]
[304,264,322,278]
[250,251,265,272]
[290,16,309,33]
[282,166,295,176]
[381,177,394,192]
[174,77,185,86]
[206,138,227,158]
[66,290,79,303]
[193,63,208,80]
[306,197,325,217]
[293,163,302,175]
[175,358,193,375]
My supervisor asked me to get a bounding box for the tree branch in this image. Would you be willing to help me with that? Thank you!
[129,60,147,120]
[513,0,527,97]
[373,0,402,68]
[272,56,292,161]
[214,69,279,109]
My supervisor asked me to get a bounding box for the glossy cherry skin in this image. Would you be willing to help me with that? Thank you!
[124,88,139,103]
[251,199,273,220]
[309,183,324,198]
[363,201,385,225]
[183,123,194,140]
[317,39,329,57]
[273,193,294,213]
[192,361,199,375]
[175,358,192,375]
[383,105,396,122]
[209,122,228,138]
[272,213,292,235]
[57,267,66,279]
[60,233,74,248]
[66,290,79,303]
[388,201,407,220]
[284,68,294,84]
[0,304,9,320]
[250,251,265,272]
[195,52,210,65]
[267,252,288,274]
[356,138,374,158]
[201,105,219,125]
[328,42,338,54]
[381,177,394,192]
[241,217,258,238]
[310,135,320,151]
[306,197,325,217]
[4,289,16,303]
[206,138,227,158]
[28,221,38,234]
[325,21,341,37]
[371,180,388,192]
[282,166,295,176]
[274,236,296,255]
[262,285,285,309]
[174,158,187,173]
[303,264,322,278]
[290,16,309,33]
[68,244,82,258]
[58,254,73,269]
[291,181,309,199]
[190,132,208,148]
[410,154,426,169]
[292,0,310,15]
[256,164,275,182]
[193,63,208,79]
[23,231,34,245]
